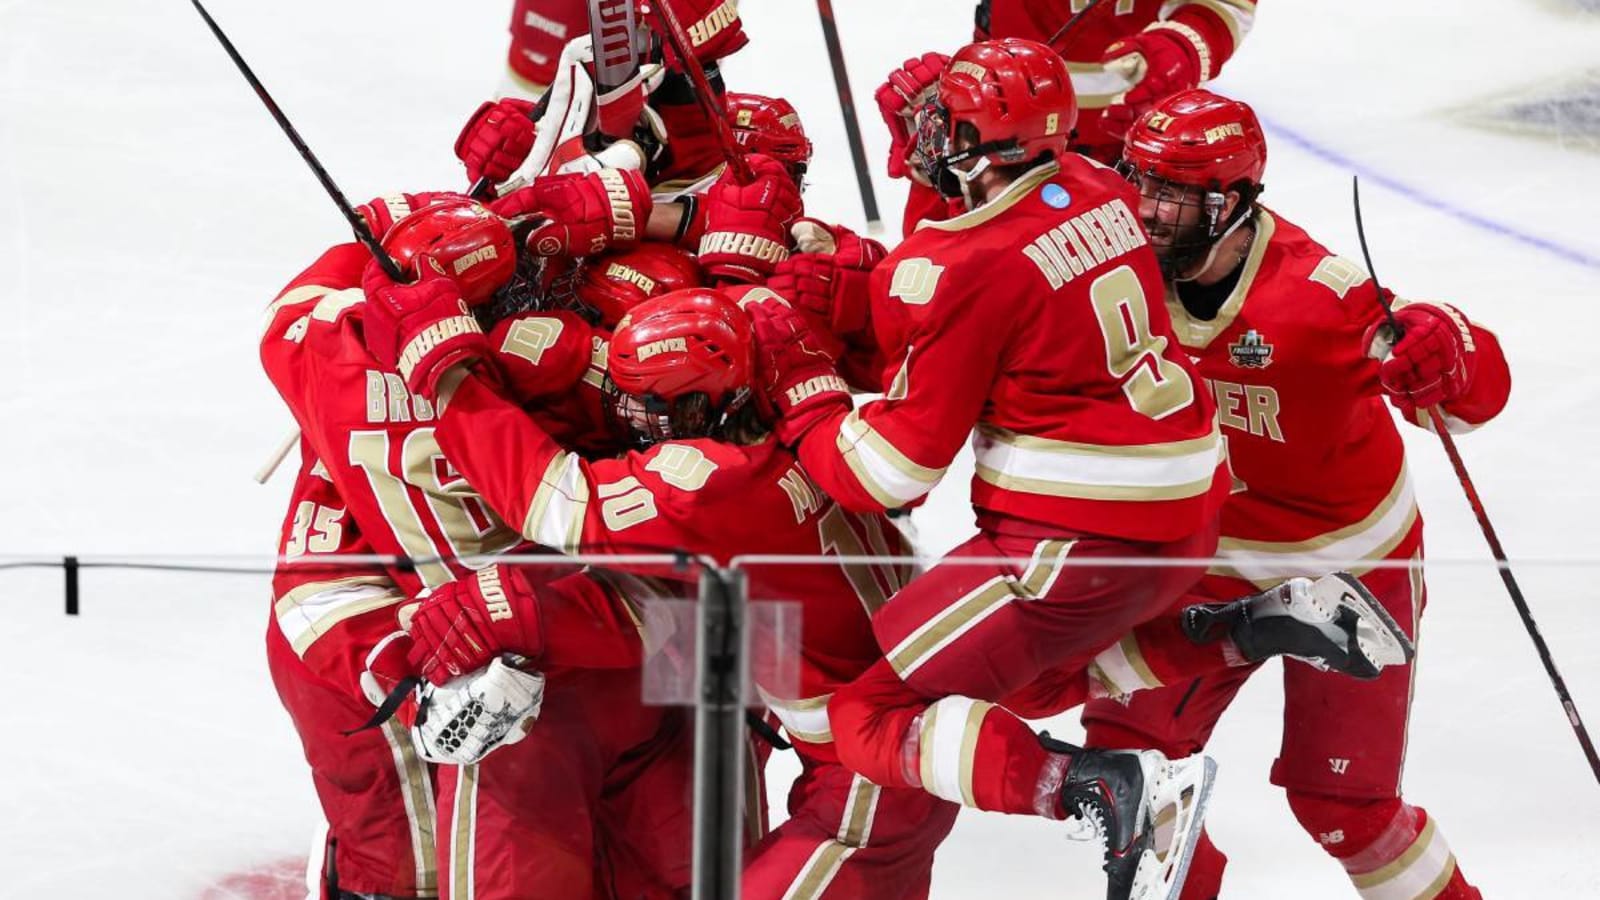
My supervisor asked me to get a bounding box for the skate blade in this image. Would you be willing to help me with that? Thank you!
[1129,754,1217,900]
[1323,572,1416,669]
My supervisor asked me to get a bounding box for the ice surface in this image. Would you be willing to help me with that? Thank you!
[4,0,1598,896]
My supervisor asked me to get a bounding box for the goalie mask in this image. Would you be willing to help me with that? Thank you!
[913,38,1076,203]
[1118,89,1267,279]
[605,288,753,446]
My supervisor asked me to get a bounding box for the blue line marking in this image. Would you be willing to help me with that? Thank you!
[1260,117,1600,272]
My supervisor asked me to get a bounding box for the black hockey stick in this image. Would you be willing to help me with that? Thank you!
[1047,0,1105,48]
[1352,176,1600,786]
[190,0,404,281]
[814,0,882,232]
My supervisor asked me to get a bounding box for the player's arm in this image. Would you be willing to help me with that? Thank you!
[1099,1,1256,136]
[1349,279,1512,431]
[748,263,1008,513]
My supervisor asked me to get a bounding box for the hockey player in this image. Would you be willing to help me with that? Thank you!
[1078,89,1509,899]
[261,197,703,900]
[352,278,961,898]
[973,0,1255,163]
[742,39,1414,900]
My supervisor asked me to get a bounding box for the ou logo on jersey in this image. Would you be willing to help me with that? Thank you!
[889,258,944,306]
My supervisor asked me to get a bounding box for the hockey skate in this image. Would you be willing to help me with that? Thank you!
[1049,737,1217,900]
[1183,572,1414,679]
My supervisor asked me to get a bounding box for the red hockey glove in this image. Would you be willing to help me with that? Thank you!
[358,629,422,726]
[360,256,490,397]
[491,168,652,257]
[1366,302,1477,412]
[1100,25,1207,140]
[660,0,750,71]
[739,292,851,445]
[455,97,539,185]
[768,220,886,347]
[699,154,802,284]
[875,53,950,180]
[355,191,467,240]
[405,565,546,686]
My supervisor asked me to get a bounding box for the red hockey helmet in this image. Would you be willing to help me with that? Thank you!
[570,242,704,329]
[382,199,518,307]
[914,38,1076,197]
[1119,89,1267,276]
[726,92,813,176]
[606,288,752,442]
[1122,89,1267,192]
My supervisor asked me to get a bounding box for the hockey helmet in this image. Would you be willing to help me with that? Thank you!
[381,199,518,307]
[606,288,753,443]
[726,92,813,179]
[564,242,705,329]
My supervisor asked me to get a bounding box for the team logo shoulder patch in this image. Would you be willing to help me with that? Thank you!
[1040,183,1072,209]
[888,257,945,306]
[1228,329,1274,368]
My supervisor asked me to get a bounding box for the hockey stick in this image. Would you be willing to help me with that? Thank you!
[1047,0,1105,47]
[190,0,404,281]
[648,0,753,183]
[1352,176,1600,786]
[814,0,882,233]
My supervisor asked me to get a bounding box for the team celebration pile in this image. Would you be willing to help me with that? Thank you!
[260,1,1510,898]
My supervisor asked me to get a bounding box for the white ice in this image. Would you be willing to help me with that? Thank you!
[3,0,1598,897]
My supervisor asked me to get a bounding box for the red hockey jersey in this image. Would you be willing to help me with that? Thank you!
[1169,209,1510,587]
[433,371,909,759]
[797,158,1230,543]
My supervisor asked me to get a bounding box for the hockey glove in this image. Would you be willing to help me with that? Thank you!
[358,629,423,727]
[1366,301,1477,412]
[355,191,469,240]
[455,97,539,185]
[491,168,652,257]
[406,565,547,686]
[414,658,545,766]
[875,53,950,180]
[739,292,851,445]
[699,154,802,284]
[1100,25,1208,140]
[361,255,490,397]
[769,219,887,348]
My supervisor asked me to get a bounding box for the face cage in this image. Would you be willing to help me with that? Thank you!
[1115,160,1231,277]
[913,100,1026,200]
[473,251,552,330]
[544,257,602,326]
[603,378,751,447]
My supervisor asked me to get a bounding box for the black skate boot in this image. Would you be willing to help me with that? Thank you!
[1183,572,1414,679]
[1045,736,1217,900]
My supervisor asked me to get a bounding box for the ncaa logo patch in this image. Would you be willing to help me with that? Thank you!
[1039,184,1072,209]
[1228,329,1274,368]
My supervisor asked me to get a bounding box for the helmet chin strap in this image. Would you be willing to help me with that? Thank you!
[1174,201,1253,283]
[955,157,993,209]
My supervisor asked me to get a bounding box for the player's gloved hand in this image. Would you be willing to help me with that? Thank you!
[875,53,950,180]
[360,256,490,397]
[769,219,887,351]
[405,565,547,686]
[1100,26,1206,140]
[659,0,750,71]
[491,168,652,257]
[414,658,545,765]
[699,154,803,284]
[455,97,539,184]
[737,291,851,445]
[355,192,468,240]
[358,629,423,726]
[1365,302,1477,412]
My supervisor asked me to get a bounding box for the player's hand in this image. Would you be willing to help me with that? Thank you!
[737,292,851,445]
[768,219,887,349]
[455,97,539,185]
[404,565,546,687]
[414,659,545,765]
[699,154,802,284]
[1100,26,1205,140]
[875,53,949,180]
[659,0,750,71]
[358,629,422,726]
[1369,302,1477,411]
[360,256,490,396]
[491,168,652,257]
[355,191,468,240]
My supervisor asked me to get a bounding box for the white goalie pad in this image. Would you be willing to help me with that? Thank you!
[413,657,545,766]
[640,598,803,707]
[509,35,659,185]
[1131,752,1217,900]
